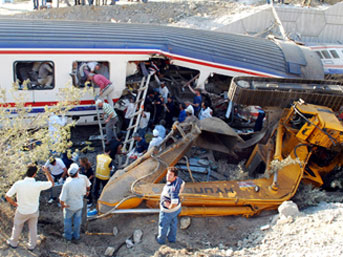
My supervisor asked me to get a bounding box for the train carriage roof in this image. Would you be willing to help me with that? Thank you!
[0,19,319,78]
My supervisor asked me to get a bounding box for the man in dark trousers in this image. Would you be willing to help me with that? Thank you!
[156,167,185,244]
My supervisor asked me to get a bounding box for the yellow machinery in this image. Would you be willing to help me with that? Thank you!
[98,77,343,217]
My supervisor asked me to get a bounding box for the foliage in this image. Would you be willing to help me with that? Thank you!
[0,83,93,196]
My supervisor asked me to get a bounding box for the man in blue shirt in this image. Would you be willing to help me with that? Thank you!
[133,133,148,154]
[178,103,186,123]
[192,90,202,115]
[188,85,202,115]
[156,167,185,244]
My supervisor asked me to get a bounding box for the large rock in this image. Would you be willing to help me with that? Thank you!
[180,217,191,230]
[125,238,134,249]
[133,229,143,244]
[104,247,115,256]
[112,226,118,236]
[278,201,300,218]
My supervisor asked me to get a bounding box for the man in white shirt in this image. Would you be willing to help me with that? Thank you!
[159,82,169,104]
[44,157,67,203]
[148,129,163,150]
[124,97,136,130]
[198,102,213,120]
[59,164,87,241]
[185,102,194,116]
[138,111,150,138]
[48,112,66,145]
[5,164,54,250]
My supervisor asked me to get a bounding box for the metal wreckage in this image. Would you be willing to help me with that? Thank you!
[97,76,343,217]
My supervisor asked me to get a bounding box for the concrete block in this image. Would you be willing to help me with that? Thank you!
[276,8,302,22]
[133,229,143,244]
[324,14,343,25]
[242,9,275,34]
[216,20,246,34]
[296,11,325,37]
[324,2,343,16]
[104,247,115,256]
[319,24,343,43]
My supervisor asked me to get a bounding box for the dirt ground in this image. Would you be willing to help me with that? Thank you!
[0,195,275,257]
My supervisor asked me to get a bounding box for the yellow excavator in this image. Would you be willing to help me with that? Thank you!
[98,77,343,217]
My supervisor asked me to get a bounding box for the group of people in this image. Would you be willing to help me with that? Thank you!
[125,79,213,160]
[5,160,185,249]
[32,0,120,10]
[5,141,120,247]
[4,59,218,250]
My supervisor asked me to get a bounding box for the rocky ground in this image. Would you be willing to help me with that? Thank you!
[1,0,335,30]
[1,0,343,256]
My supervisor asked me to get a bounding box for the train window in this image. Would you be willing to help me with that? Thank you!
[70,61,109,87]
[321,50,331,59]
[14,61,54,90]
[315,51,323,59]
[329,50,339,59]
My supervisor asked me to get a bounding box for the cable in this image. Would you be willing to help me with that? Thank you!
[183,156,195,183]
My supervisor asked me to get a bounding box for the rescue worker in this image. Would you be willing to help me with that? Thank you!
[89,73,115,107]
[94,146,112,199]
[148,129,163,150]
[59,164,87,241]
[156,167,185,244]
[96,99,118,144]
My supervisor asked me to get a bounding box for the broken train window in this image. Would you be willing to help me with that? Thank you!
[70,61,110,88]
[14,61,54,90]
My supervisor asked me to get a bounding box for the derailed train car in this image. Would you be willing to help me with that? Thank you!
[0,19,323,124]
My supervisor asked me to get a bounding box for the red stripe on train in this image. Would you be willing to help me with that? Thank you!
[1,99,119,108]
[0,49,270,77]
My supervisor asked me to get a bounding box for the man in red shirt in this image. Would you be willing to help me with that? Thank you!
[88,73,114,107]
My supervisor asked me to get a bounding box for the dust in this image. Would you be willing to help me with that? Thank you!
[219,160,250,181]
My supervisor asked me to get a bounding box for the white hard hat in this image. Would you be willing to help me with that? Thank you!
[68,163,79,176]
[96,99,103,106]
[153,129,159,137]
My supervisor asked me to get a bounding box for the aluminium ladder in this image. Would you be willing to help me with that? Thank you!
[96,104,106,152]
[122,74,152,165]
